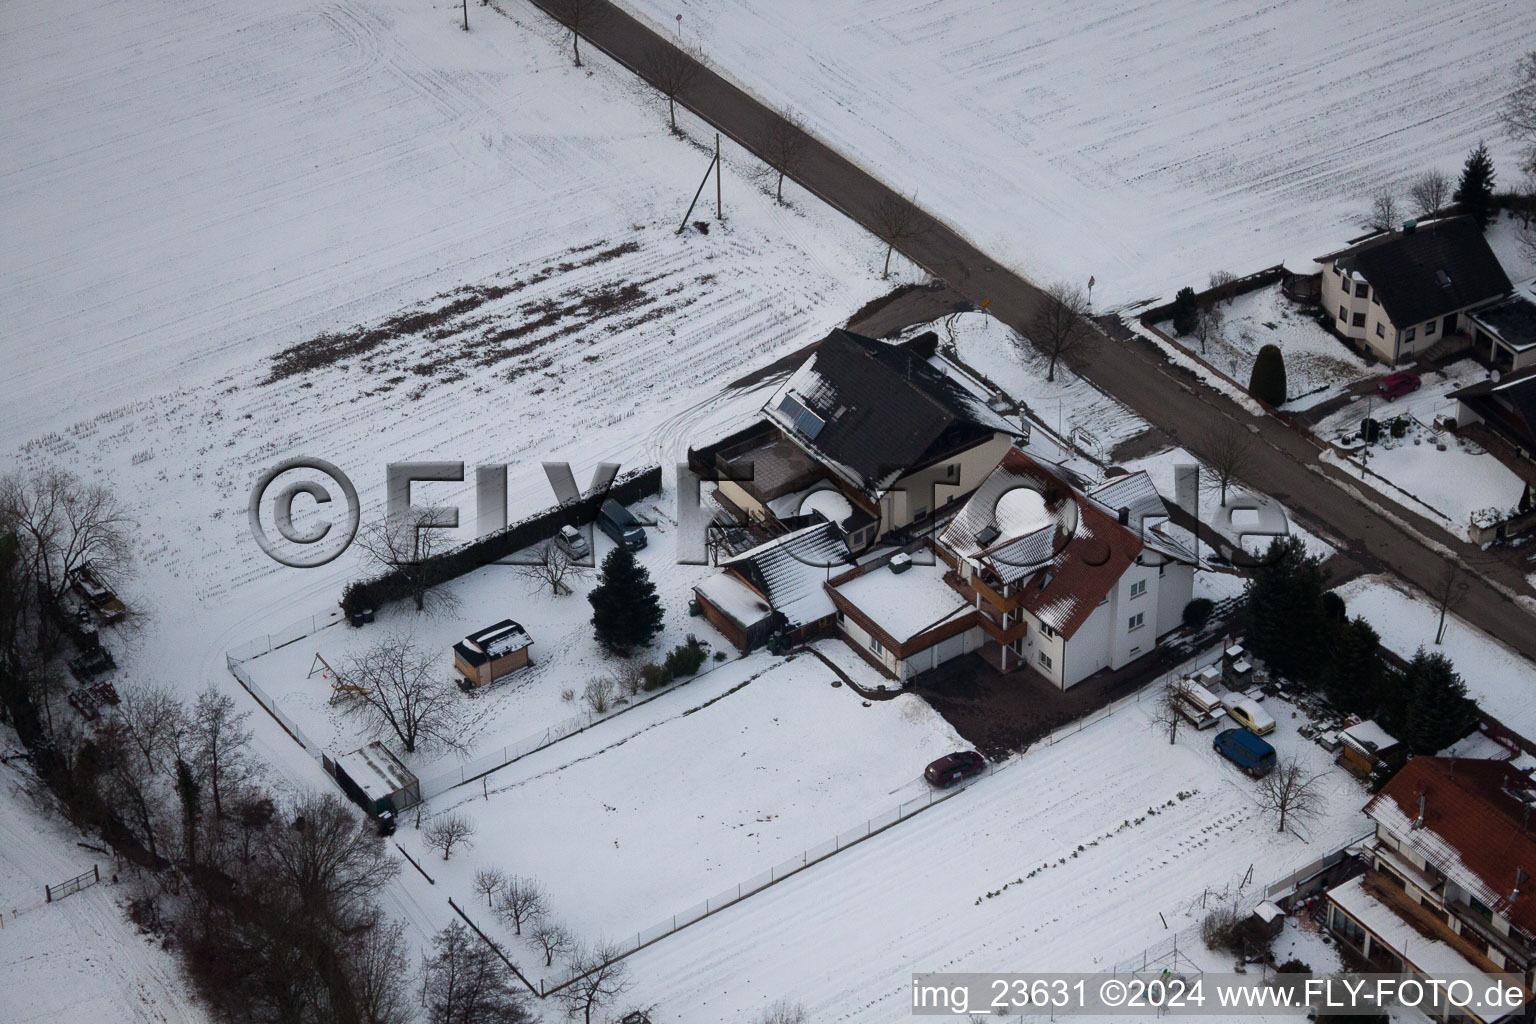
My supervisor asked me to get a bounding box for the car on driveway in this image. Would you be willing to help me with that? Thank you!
[1376,372,1421,400]
[1213,728,1276,778]
[1220,695,1276,736]
[925,751,986,787]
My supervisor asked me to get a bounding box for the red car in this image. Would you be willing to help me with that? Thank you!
[924,751,987,787]
[1376,372,1421,400]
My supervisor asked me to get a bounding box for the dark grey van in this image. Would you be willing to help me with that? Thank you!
[597,499,646,550]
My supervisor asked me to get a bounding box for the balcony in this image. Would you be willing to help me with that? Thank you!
[943,570,1028,643]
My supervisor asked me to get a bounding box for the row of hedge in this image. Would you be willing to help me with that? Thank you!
[340,465,662,616]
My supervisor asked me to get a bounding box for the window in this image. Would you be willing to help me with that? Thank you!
[1352,312,1366,328]
[1376,322,1385,338]
[1128,612,1145,631]
[1405,326,1417,343]
[1426,319,1437,336]
[1333,265,1342,277]
[944,463,960,480]
[1129,579,1147,598]
[913,506,929,521]
[1039,621,1055,638]
[1338,305,1348,322]
[1372,293,1380,306]
[869,636,884,655]
[1355,282,1369,299]
[1037,650,1052,670]
[836,609,845,623]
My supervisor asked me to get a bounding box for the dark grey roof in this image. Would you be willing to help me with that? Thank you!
[454,619,531,666]
[722,521,850,627]
[1326,217,1510,329]
[763,329,1019,493]
[1450,367,1536,451]
[1469,281,1536,352]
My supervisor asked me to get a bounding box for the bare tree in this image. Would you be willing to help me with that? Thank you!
[190,684,258,819]
[756,999,809,1024]
[548,0,605,68]
[1433,561,1468,645]
[1256,756,1326,834]
[760,110,808,204]
[557,942,632,1024]
[497,875,548,935]
[613,658,646,698]
[582,676,618,715]
[422,920,532,1024]
[518,540,589,597]
[1207,269,1239,306]
[1028,282,1091,383]
[425,811,477,861]
[354,506,455,614]
[345,918,414,1024]
[1192,302,1225,356]
[871,192,922,279]
[1501,51,1536,175]
[641,42,706,132]
[1149,682,1185,745]
[1363,188,1400,233]
[116,680,188,774]
[336,632,465,754]
[1408,169,1450,218]
[531,918,574,967]
[0,467,134,647]
[1202,421,1255,507]
[472,866,507,909]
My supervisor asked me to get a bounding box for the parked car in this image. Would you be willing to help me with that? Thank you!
[555,524,590,560]
[1220,695,1276,736]
[924,750,986,787]
[1376,372,1421,401]
[1213,728,1276,778]
[597,499,647,550]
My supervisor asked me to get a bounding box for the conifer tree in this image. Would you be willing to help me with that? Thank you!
[1401,648,1480,754]
[1454,143,1497,229]
[1244,536,1328,685]
[1321,616,1385,715]
[588,546,664,654]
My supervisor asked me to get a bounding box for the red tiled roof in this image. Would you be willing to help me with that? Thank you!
[1367,756,1536,937]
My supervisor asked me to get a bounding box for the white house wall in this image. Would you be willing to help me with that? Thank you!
[881,433,1014,536]
[1156,562,1194,636]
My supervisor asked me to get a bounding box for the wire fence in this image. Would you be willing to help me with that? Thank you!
[223,609,345,759]
[419,656,733,800]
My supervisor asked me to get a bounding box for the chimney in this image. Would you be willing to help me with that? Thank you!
[1118,506,1130,525]
[1414,790,1427,829]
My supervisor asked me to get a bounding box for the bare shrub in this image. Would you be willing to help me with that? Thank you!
[424,811,477,860]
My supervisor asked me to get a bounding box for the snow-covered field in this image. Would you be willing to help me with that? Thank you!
[603,680,1372,1021]
[625,0,1536,307]
[1316,360,1527,537]
[1157,286,1380,408]
[0,756,209,1024]
[1334,575,1536,743]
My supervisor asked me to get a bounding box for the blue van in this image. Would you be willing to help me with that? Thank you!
[597,499,647,551]
[1213,728,1276,778]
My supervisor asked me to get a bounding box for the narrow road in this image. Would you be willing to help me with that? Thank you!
[518,0,1536,663]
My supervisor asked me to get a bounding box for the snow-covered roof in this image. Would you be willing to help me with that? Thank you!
[455,619,532,665]
[334,741,417,801]
[1088,471,1167,532]
[1328,875,1487,978]
[694,572,773,629]
[1339,719,1398,755]
[721,521,849,628]
[764,481,867,531]
[831,557,970,644]
[762,329,1019,496]
[1253,900,1284,924]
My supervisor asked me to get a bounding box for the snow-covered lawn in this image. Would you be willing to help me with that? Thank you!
[0,753,208,1024]
[1315,361,1527,538]
[1333,575,1536,743]
[933,311,1150,461]
[623,0,1536,308]
[1156,285,1380,409]
[597,676,1372,1022]
[393,653,965,952]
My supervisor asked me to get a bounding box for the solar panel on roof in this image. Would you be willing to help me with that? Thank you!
[777,392,825,439]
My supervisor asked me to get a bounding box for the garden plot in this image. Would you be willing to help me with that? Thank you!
[1315,361,1527,538]
[624,0,1536,308]
[394,653,965,945]
[930,312,1150,461]
[1333,575,1536,743]
[606,678,1371,1022]
[1155,286,1380,409]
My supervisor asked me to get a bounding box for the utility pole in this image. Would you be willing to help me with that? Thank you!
[715,133,722,220]
[1360,392,1373,478]
[461,0,468,30]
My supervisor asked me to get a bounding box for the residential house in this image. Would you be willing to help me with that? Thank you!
[693,521,850,653]
[1467,278,1536,373]
[820,448,1198,686]
[1452,366,1536,465]
[1316,217,1511,366]
[1324,757,1536,1019]
[452,619,533,687]
[709,329,1022,548]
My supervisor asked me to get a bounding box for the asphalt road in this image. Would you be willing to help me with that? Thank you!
[518,0,1536,664]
